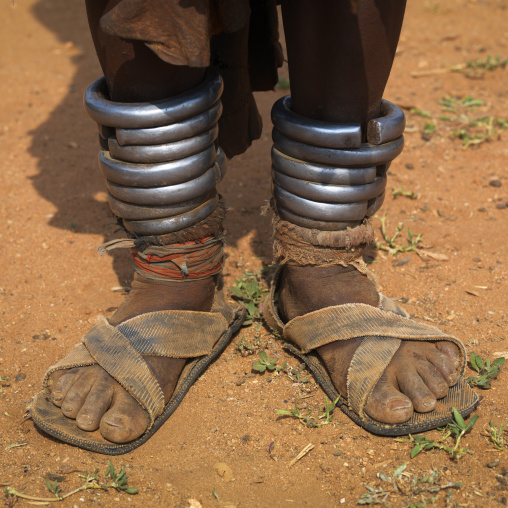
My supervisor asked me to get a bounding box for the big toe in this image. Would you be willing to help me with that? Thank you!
[364,373,413,424]
[100,390,150,443]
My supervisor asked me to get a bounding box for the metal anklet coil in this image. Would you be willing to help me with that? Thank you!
[271,96,405,231]
[84,69,226,236]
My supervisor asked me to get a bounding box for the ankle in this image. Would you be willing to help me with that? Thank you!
[110,273,217,325]
[278,264,379,321]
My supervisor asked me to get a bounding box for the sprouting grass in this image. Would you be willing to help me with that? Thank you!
[252,350,278,373]
[452,116,507,148]
[466,352,505,389]
[399,408,478,461]
[483,420,507,452]
[4,461,138,504]
[410,108,432,118]
[358,463,462,506]
[439,95,484,113]
[277,397,340,428]
[231,270,266,326]
[466,55,508,71]
[375,212,423,256]
[392,186,419,200]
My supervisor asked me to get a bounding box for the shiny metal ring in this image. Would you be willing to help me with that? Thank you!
[107,167,216,206]
[275,203,362,231]
[99,146,216,188]
[273,129,404,167]
[272,170,386,204]
[84,69,223,129]
[272,147,376,186]
[272,96,362,149]
[108,126,218,164]
[108,191,215,220]
[366,191,385,216]
[214,147,227,183]
[116,102,222,146]
[123,197,219,235]
[367,100,406,145]
[273,184,367,222]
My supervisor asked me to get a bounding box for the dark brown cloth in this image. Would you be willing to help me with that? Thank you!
[100,0,283,158]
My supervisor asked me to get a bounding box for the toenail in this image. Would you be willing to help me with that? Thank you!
[448,372,458,385]
[62,404,73,413]
[104,417,124,428]
[78,415,93,426]
[52,393,63,401]
[388,399,411,411]
[421,396,436,409]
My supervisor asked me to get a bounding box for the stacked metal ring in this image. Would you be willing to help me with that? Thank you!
[271,96,405,230]
[84,69,226,236]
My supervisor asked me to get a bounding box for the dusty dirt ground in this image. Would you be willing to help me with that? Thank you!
[1,1,508,506]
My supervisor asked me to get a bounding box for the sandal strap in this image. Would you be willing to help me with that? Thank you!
[347,335,401,418]
[42,291,235,429]
[84,317,165,428]
[283,303,456,353]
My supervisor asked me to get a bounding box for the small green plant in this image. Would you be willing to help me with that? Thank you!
[453,116,507,148]
[439,95,484,114]
[276,76,290,90]
[466,352,505,389]
[422,121,436,139]
[410,108,432,118]
[252,350,278,373]
[402,408,478,460]
[231,270,265,326]
[466,55,508,71]
[392,186,419,200]
[236,336,262,357]
[358,464,462,506]
[277,360,310,384]
[375,212,423,255]
[4,461,138,503]
[483,420,507,451]
[277,397,339,428]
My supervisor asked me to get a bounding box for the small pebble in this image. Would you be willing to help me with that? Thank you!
[15,373,26,382]
[489,179,502,188]
[405,163,414,170]
[333,450,343,456]
[473,258,481,262]
[487,459,500,468]
[496,203,507,210]
[478,207,487,212]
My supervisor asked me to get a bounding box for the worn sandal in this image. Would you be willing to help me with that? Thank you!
[263,267,479,436]
[30,289,245,454]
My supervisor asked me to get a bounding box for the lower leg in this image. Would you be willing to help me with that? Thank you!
[275,0,461,424]
[49,0,223,443]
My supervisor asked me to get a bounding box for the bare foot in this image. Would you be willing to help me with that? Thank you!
[48,273,216,443]
[277,264,461,424]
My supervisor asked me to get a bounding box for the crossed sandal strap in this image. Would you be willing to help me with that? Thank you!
[42,303,232,429]
[283,300,466,419]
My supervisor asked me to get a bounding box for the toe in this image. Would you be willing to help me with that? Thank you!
[427,347,460,386]
[51,368,85,407]
[397,368,437,413]
[416,360,449,399]
[76,380,114,431]
[100,389,150,443]
[60,372,95,419]
[435,341,461,367]
[364,372,413,424]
